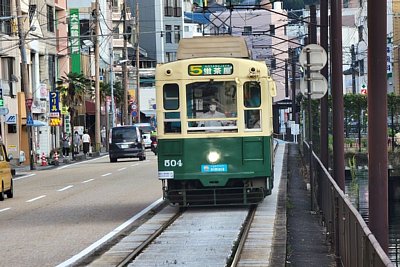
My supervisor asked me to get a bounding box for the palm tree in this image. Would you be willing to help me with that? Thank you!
[56,72,93,159]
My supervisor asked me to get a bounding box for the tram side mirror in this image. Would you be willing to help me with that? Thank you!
[268,78,277,97]
[8,153,13,161]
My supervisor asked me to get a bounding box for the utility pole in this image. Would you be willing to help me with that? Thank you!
[320,0,329,169]
[94,0,101,151]
[331,0,345,192]
[16,0,34,170]
[122,1,129,125]
[135,1,140,123]
[351,44,356,94]
[368,0,388,253]
[284,59,288,98]
[290,48,296,125]
[110,47,115,128]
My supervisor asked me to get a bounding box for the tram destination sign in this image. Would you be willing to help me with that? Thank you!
[188,64,233,76]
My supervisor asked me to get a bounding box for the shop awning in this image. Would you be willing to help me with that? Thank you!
[141,110,156,117]
[32,120,47,127]
[85,101,95,115]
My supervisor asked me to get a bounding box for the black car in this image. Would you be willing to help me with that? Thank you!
[109,126,146,162]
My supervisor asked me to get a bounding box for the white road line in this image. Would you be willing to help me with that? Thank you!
[81,178,95,184]
[130,163,139,167]
[26,195,46,203]
[57,185,74,192]
[0,207,11,213]
[56,155,109,170]
[56,198,164,267]
[117,167,127,171]
[101,173,112,177]
[13,173,36,181]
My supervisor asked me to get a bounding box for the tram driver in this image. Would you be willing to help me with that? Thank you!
[198,99,226,128]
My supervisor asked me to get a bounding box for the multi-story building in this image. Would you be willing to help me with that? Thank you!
[207,1,288,101]
[0,0,68,165]
[133,0,185,63]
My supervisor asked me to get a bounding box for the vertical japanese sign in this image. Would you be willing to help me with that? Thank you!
[49,92,62,126]
[69,9,81,74]
[49,92,60,113]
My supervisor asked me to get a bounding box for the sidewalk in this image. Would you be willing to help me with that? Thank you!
[285,143,336,266]
[12,150,107,176]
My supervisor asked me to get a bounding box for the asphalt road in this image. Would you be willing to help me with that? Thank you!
[0,151,161,267]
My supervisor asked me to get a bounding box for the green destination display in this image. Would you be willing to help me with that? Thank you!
[188,64,233,76]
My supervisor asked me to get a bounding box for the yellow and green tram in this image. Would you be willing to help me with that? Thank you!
[156,36,276,206]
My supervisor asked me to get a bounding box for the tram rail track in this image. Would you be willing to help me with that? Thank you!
[116,209,183,267]
[228,205,257,267]
[77,143,285,267]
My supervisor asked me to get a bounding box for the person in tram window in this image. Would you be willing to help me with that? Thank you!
[199,98,226,128]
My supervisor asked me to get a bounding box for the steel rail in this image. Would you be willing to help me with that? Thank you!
[116,209,183,267]
[229,205,257,267]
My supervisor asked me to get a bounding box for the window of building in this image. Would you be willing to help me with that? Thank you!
[359,59,364,76]
[114,52,122,62]
[48,55,56,90]
[270,58,276,70]
[164,0,173,16]
[113,27,119,39]
[270,24,275,35]
[112,0,118,12]
[165,25,172,43]
[243,26,252,35]
[358,25,363,42]
[174,0,182,17]
[165,52,176,62]
[174,25,180,43]
[1,57,13,96]
[0,0,11,34]
[47,5,55,32]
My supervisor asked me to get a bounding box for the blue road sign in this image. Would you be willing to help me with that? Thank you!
[27,114,34,126]
[131,111,137,117]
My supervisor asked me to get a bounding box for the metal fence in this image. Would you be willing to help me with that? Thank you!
[303,142,394,267]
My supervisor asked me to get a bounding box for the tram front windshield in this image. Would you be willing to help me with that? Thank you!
[186,81,237,132]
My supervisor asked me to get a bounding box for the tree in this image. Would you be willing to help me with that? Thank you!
[388,93,400,151]
[56,72,93,158]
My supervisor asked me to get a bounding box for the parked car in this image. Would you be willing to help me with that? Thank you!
[133,123,155,149]
[109,126,146,162]
[0,143,13,201]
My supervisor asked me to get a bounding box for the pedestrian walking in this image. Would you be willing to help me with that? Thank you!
[62,132,70,157]
[73,131,81,155]
[82,131,91,156]
[101,126,106,147]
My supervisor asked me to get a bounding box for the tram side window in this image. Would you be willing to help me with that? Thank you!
[244,82,261,129]
[163,83,179,110]
[163,84,181,133]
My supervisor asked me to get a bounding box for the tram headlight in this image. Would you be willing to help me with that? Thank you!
[207,151,220,163]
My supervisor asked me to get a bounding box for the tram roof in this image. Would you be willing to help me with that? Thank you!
[177,36,251,60]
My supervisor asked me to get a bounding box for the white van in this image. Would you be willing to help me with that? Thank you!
[133,123,155,149]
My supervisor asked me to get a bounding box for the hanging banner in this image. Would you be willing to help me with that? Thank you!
[69,9,81,74]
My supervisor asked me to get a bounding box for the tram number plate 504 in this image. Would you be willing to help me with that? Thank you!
[164,159,183,167]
